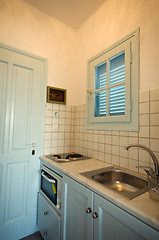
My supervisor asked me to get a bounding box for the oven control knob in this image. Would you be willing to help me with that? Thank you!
[56,203,61,209]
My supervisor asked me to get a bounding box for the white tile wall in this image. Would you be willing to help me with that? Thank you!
[43,103,73,155]
[43,88,159,175]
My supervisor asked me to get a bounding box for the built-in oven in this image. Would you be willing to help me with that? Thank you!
[40,165,62,215]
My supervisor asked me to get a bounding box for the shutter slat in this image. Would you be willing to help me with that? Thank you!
[95,62,107,117]
[110,85,125,116]
[110,53,125,86]
[95,90,106,117]
[95,62,107,90]
[109,52,125,116]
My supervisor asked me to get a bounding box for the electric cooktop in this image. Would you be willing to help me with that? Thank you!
[45,153,91,163]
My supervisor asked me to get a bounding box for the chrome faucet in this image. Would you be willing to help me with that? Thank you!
[125,144,159,177]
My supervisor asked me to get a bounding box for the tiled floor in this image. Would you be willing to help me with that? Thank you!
[20,231,43,240]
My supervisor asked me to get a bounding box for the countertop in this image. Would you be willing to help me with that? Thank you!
[40,156,159,231]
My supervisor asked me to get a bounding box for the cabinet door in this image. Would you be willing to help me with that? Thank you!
[38,193,61,240]
[94,194,159,240]
[62,175,93,240]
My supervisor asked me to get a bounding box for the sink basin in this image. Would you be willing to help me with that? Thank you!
[81,167,148,200]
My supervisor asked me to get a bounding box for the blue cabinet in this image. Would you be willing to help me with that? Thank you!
[62,175,93,240]
[94,194,159,240]
[63,175,159,240]
[38,193,61,240]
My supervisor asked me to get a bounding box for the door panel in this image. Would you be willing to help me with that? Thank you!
[9,65,32,152]
[0,164,2,193]
[4,162,28,225]
[0,61,8,155]
[0,44,46,240]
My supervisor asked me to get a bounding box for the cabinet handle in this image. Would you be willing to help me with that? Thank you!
[92,212,98,218]
[43,231,47,236]
[44,211,48,215]
[86,207,92,213]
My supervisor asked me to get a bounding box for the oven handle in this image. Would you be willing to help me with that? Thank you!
[41,171,56,183]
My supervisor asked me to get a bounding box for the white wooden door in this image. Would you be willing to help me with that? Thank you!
[0,44,46,240]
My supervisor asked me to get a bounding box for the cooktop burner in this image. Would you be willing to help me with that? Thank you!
[45,153,91,163]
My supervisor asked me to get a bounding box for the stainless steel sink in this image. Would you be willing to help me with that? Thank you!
[80,167,148,200]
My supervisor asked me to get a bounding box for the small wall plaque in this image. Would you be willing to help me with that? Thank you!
[47,86,66,104]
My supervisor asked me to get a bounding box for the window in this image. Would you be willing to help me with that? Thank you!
[86,29,139,131]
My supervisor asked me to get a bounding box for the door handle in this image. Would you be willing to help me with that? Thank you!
[26,143,36,147]
[92,212,98,218]
[86,207,92,213]
[43,232,47,236]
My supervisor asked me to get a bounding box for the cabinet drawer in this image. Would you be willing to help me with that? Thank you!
[38,193,61,240]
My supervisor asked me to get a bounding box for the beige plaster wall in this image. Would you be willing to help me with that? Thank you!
[74,0,159,105]
[0,0,77,105]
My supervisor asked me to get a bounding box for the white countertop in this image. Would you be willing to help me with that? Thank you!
[40,156,159,231]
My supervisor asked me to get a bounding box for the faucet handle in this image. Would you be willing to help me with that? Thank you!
[126,144,159,176]
[136,166,157,179]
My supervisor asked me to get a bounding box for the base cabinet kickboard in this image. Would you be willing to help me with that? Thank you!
[62,174,159,240]
[37,193,61,240]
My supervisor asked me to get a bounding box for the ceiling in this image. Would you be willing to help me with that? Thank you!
[24,0,105,29]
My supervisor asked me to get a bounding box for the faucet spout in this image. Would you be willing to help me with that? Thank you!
[125,144,159,176]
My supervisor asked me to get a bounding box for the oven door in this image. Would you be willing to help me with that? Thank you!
[41,166,62,209]
[41,169,57,205]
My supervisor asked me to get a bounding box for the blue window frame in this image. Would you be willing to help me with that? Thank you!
[86,29,139,131]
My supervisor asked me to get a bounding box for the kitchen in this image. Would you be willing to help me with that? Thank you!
[0,0,159,239]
